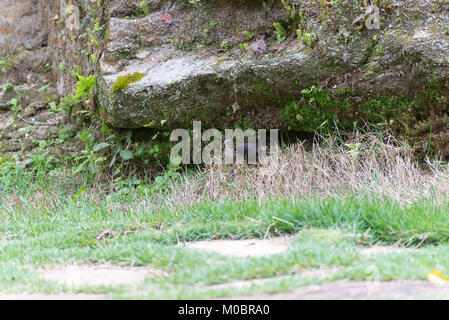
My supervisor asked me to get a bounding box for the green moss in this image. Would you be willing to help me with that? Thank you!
[111,73,146,93]
[361,96,414,125]
[280,81,449,158]
[281,86,355,132]
[281,85,419,133]
[252,81,267,91]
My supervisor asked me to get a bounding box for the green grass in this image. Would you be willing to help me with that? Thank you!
[1,180,449,298]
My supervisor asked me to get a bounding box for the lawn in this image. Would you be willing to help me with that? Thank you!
[1,132,449,299]
[1,184,449,299]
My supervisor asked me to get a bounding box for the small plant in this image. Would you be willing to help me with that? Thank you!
[60,74,96,114]
[239,43,252,53]
[273,22,287,44]
[296,28,315,48]
[49,101,64,114]
[243,30,254,40]
[28,147,57,187]
[221,40,230,51]
[203,21,216,33]
[9,98,21,114]
[302,32,314,48]
[140,1,150,16]
[152,156,181,191]
[296,28,303,42]
[73,128,108,181]
[281,0,296,18]
[109,131,136,168]
[75,74,96,99]
[344,143,362,159]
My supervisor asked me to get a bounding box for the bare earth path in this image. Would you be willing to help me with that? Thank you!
[1,238,447,300]
[230,281,449,300]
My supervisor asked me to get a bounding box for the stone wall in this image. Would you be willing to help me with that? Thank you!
[1,0,449,158]
[0,0,103,156]
[0,0,58,154]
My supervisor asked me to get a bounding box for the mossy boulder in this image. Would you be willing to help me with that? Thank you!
[96,1,448,127]
[94,0,449,154]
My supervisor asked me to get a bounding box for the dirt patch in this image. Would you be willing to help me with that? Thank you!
[360,246,415,256]
[209,268,340,291]
[185,237,293,258]
[0,293,100,300]
[209,276,291,291]
[38,264,166,287]
[231,280,449,299]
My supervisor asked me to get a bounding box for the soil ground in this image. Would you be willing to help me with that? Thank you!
[1,238,444,300]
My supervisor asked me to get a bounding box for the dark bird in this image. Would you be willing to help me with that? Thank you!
[223,139,267,164]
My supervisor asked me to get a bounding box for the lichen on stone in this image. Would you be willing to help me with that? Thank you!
[111,72,146,93]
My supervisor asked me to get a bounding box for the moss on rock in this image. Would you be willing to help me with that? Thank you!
[111,73,146,93]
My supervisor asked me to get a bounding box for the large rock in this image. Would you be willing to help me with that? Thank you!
[96,0,449,132]
[98,0,291,129]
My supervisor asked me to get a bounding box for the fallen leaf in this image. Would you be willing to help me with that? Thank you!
[428,270,449,284]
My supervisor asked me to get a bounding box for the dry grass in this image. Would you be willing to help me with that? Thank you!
[3,129,449,214]
[159,129,449,208]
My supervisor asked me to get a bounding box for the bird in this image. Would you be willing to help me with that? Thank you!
[223,139,267,164]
